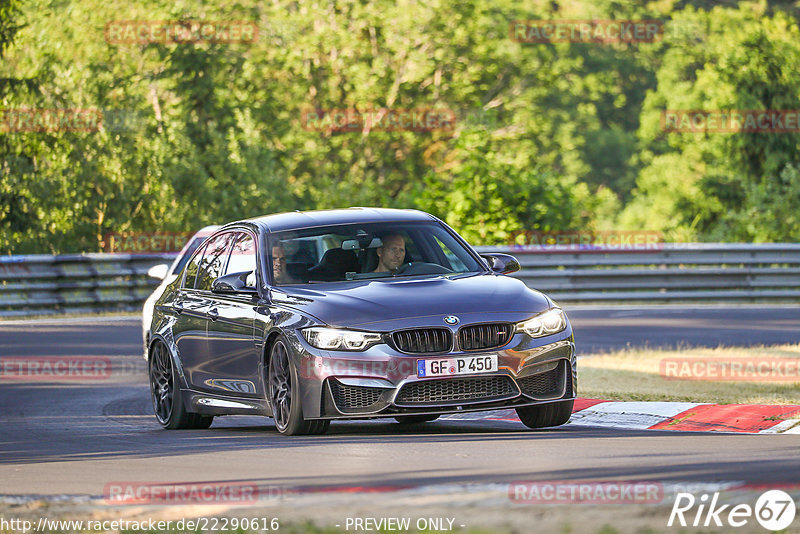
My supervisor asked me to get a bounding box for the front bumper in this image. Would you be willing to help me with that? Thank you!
[288,329,577,419]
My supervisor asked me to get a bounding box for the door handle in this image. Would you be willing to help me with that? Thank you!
[208,308,219,321]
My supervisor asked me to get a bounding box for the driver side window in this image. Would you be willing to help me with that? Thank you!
[225,232,257,288]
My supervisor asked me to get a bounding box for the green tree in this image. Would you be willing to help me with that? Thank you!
[621,4,800,241]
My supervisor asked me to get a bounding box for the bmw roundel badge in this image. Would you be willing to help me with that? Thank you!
[443,315,460,325]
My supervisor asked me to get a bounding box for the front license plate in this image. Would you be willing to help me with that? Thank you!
[417,355,498,378]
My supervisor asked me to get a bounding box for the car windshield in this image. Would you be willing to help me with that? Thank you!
[268,221,484,285]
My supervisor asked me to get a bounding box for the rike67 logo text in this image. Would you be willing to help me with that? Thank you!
[669,490,796,531]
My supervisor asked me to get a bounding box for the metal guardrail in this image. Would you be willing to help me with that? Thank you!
[477,243,800,303]
[0,253,176,317]
[1,244,799,317]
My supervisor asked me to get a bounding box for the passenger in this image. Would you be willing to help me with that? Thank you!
[373,233,406,273]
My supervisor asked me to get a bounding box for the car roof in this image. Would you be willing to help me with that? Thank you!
[244,207,436,233]
[195,225,222,235]
[179,225,221,251]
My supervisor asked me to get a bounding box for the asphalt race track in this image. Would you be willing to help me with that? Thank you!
[0,306,798,504]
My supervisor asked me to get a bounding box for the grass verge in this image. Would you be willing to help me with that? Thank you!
[579,344,800,404]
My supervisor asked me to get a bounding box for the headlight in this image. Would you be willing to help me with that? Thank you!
[515,308,567,338]
[301,327,383,351]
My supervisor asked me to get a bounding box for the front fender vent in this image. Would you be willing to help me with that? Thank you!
[329,379,384,411]
[516,360,567,400]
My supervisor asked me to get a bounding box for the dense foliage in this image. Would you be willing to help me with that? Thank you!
[1,0,799,252]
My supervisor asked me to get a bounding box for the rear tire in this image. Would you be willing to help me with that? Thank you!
[149,341,214,430]
[516,400,573,429]
[267,338,329,436]
[394,415,440,424]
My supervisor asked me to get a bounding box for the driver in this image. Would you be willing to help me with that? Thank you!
[373,233,406,273]
[272,244,295,284]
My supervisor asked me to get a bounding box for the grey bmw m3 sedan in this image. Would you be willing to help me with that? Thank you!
[145,208,576,435]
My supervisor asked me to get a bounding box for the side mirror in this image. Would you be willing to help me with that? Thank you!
[147,264,169,280]
[480,253,521,275]
[212,271,259,295]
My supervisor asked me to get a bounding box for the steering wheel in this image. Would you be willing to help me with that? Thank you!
[393,262,453,276]
[393,262,412,276]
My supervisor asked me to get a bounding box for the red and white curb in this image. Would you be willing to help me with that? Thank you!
[440,398,800,434]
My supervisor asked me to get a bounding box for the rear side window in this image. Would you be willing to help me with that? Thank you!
[183,243,207,289]
[172,236,209,276]
[225,232,258,288]
[195,233,234,291]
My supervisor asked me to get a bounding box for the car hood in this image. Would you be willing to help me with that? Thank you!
[270,273,551,329]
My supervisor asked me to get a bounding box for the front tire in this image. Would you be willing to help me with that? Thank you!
[149,341,214,430]
[515,399,573,429]
[267,338,329,436]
